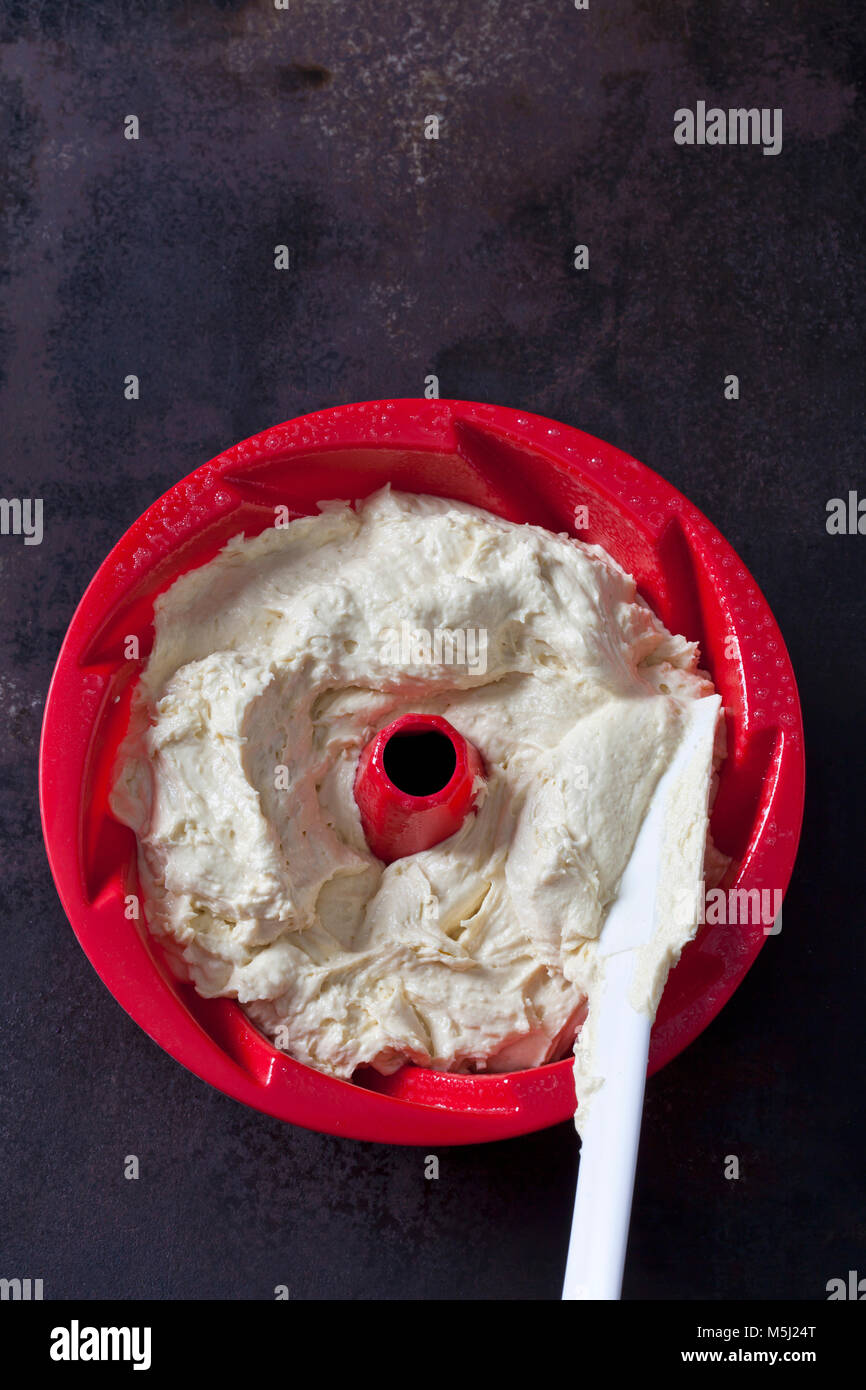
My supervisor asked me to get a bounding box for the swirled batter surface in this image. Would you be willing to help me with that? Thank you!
[111,488,721,1080]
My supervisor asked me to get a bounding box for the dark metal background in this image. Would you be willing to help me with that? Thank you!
[1,0,863,1299]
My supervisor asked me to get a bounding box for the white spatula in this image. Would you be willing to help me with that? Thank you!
[562,694,720,1300]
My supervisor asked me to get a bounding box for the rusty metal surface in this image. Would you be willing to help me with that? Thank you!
[0,1,862,1299]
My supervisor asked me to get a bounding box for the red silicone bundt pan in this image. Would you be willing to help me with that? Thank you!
[39,401,805,1145]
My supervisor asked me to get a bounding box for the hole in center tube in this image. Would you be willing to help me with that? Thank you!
[383,730,457,797]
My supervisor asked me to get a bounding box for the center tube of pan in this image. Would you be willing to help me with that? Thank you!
[353,714,484,863]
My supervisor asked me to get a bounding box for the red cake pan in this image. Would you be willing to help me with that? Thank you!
[39,400,805,1145]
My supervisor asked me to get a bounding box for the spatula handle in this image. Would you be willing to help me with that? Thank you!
[562,950,651,1300]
